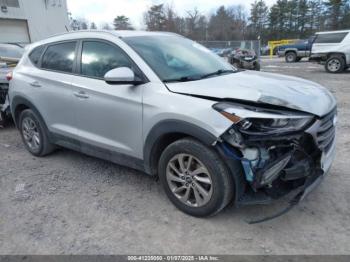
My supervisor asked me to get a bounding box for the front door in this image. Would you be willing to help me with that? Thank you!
[70,40,144,160]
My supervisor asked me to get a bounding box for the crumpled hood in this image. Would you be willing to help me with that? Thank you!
[166,70,336,117]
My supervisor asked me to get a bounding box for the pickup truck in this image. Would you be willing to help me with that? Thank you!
[277,37,315,63]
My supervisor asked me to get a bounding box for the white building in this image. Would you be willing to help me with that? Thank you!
[0,0,70,44]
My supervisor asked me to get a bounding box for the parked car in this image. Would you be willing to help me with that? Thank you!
[9,31,337,218]
[310,30,350,73]
[277,37,315,63]
[0,43,23,125]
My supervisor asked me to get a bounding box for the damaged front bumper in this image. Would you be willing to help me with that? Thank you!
[219,107,337,206]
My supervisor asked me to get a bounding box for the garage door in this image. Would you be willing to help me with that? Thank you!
[0,19,30,44]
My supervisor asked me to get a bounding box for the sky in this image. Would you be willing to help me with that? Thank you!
[67,0,276,29]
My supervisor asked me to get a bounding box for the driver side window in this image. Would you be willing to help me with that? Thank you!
[81,41,132,78]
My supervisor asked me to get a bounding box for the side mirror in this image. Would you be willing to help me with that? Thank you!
[104,67,142,85]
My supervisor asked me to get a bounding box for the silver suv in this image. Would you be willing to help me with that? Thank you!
[9,31,337,217]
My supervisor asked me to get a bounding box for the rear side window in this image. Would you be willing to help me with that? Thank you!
[81,41,132,78]
[29,45,45,66]
[314,33,348,44]
[42,42,77,73]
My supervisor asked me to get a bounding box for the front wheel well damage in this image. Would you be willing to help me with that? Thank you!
[147,131,246,205]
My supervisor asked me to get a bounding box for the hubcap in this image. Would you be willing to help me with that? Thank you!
[22,117,40,151]
[328,59,340,72]
[287,54,294,62]
[166,153,213,207]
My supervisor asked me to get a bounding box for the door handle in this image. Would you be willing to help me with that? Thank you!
[30,81,42,88]
[73,91,89,99]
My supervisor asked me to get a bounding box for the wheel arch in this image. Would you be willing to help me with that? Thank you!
[326,52,346,61]
[144,119,246,205]
[11,96,51,138]
[285,49,297,55]
[143,120,218,176]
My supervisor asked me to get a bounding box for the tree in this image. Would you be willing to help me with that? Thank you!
[249,0,269,38]
[208,6,235,40]
[113,15,133,30]
[144,4,167,31]
[324,0,346,30]
[101,23,112,30]
[137,0,350,42]
[90,22,97,30]
[80,21,88,30]
[342,0,350,27]
[70,18,89,31]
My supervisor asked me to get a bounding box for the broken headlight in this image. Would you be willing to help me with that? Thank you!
[238,117,313,135]
[213,102,314,135]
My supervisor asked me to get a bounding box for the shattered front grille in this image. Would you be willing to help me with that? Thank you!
[316,108,336,152]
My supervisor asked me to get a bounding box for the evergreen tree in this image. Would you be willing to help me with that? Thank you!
[250,0,269,38]
[113,15,133,30]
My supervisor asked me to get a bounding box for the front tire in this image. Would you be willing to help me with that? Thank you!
[19,109,55,156]
[158,138,234,217]
[285,52,297,63]
[325,55,345,73]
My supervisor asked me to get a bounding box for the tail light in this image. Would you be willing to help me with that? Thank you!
[6,72,13,81]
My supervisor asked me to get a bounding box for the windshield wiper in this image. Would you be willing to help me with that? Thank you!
[163,75,201,83]
[163,69,235,83]
[200,69,235,79]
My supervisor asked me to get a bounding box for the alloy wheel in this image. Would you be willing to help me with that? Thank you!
[327,59,341,72]
[22,117,41,151]
[166,153,213,207]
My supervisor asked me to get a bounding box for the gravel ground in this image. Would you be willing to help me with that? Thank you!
[0,57,349,255]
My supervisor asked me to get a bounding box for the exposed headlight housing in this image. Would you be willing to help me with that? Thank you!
[213,102,314,135]
[238,117,313,135]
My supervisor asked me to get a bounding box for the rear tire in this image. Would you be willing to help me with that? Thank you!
[158,138,235,217]
[325,55,345,73]
[19,109,55,156]
[285,52,297,63]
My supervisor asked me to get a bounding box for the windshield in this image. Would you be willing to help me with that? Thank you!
[0,44,24,59]
[123,35,235,82]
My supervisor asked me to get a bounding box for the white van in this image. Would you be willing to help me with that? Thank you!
[310,30,350,73]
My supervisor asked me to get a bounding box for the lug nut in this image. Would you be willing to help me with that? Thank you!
[181,176,185,180]
[192,183,195,187]
[185,183,189,187]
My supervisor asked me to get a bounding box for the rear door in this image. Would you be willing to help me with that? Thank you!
[70,40,144,159]
[28,41,79,139]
